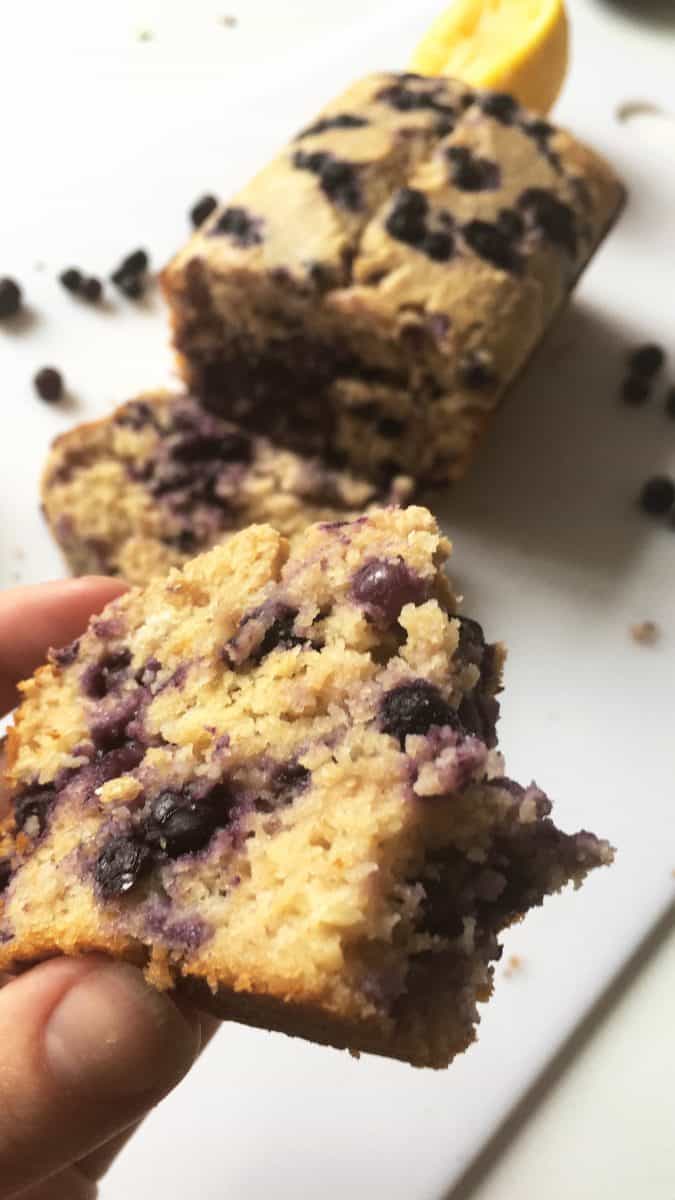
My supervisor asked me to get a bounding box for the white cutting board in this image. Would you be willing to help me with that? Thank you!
[1,2,674,1197]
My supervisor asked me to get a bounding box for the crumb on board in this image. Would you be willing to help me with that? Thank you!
[137,29,154,42]
[630,621,660,646]
[220,14,238,27]
[615,100,669,124]
[504,954,524,979]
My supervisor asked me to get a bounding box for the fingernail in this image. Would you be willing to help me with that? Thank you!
[45,961,200,1100]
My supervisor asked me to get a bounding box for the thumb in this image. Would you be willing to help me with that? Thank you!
[0,957,200,1199]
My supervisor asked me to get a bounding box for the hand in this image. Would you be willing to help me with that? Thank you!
[0,579,214,1200]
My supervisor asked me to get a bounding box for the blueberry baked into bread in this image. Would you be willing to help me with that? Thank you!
[164,71,624,485]
[0,507,612,1067]
[41,390,411,584]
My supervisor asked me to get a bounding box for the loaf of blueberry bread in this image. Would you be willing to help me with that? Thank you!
[163,72,624,485]
[0,507,612,1067]
[41,390,411,585]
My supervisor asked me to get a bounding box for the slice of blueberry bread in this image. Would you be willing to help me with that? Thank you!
[163,72,624,484]
[0,508,612,1067]
[41,391,412,585]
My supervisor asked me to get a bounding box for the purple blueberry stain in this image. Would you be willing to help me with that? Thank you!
[49,639,80,668]
[90,692,144,752]
[82,649,132,700]
[380,680,461,746]
[352,557,427,628]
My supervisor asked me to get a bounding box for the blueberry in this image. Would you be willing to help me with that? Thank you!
[112,249,149,280]
[352,558,426,627]
[622,375,651,406]
[144,790,223,857]
[377,416,406,437]
[447,146,500,192]
[256,607,306,660]
[293,151,361,211]
[14,785,56,835]
[59,267,83,293]
[380,681,459,745]
[463,220,522,272]
[518,188,577,256]
[480,92,519,124]
[95,835,152,898]
[81,276,103,302]
[524,119,554,147]
[422,230,454,261]
[91,741,145,786]
[385,188,428,248]
[118,275,144,300]
[452,614,486,659]
[210,205,263,246]
[376,84,436,112]
[496,208,525,240]
[170,529,199,554]
[90,693,142,752]
[639,476,675,516]
[190,193,219,227]
[271,762,311,799]
[115,401,156,431]
[0,858,11,894]
[459,354,497,391]
[628,344,665,378]
[297,113,368,139]
[34,366,64,403]
[170,430,252,463]
[0,277,22,319]
[82,649,132,699]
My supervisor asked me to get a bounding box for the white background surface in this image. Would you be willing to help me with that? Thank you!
[1,1,675,1197]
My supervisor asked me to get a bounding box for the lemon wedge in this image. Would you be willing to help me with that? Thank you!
[410,0,569,114]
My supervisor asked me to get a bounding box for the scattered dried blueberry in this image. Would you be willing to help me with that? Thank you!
[190,194,219,228]
[0,277,22,319]
[352,558,426,627]
[117,274,144,299]
[447,146,500,192]
[144,790,223,857]
[59,267,83,293]
[380,680,460,746]
[95,835,152,898]
[293,152,361,212]
[33,367,64,403]
[622,375,651,406]
[463,220,521,272]
[628,344,665,378]
[639,476,675,516]
[81,276,103,303]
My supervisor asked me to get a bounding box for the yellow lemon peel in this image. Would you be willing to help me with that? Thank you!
[411,0,569,114]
